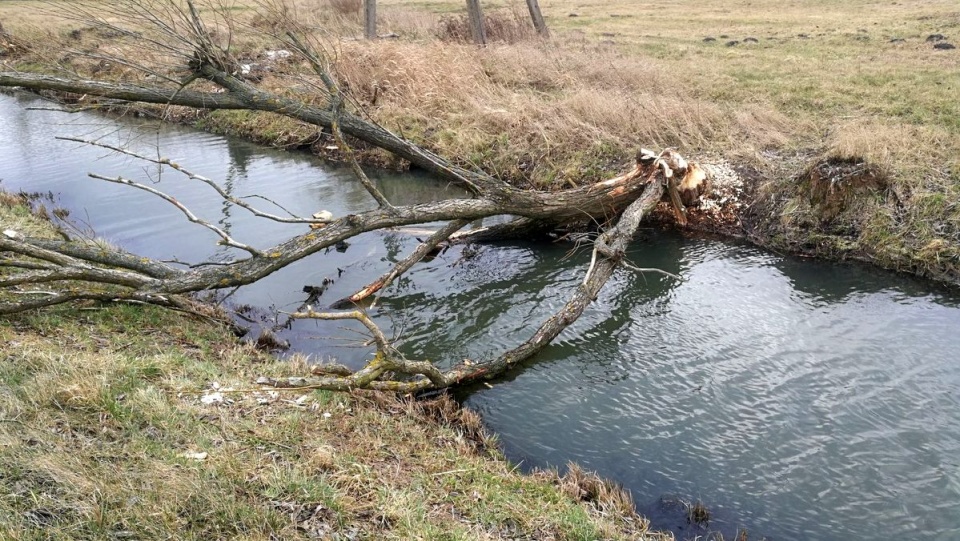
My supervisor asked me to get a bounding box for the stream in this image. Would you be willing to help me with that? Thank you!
[2,93,959,540]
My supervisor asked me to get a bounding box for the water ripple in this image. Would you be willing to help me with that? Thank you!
[7,94,960,541]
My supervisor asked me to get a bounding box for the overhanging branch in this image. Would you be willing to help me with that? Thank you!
[0,3,702,393]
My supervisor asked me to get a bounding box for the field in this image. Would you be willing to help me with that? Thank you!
[1,0,958,268]
[2,2,958,537]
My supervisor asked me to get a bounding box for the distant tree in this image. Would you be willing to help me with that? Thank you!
[465,0,486,44]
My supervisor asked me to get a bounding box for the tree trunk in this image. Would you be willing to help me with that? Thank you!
[525,0,549,37]
[0,5,700,393]
[364,0,376,39]
[465,0,486,45]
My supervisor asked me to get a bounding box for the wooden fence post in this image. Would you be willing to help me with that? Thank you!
[465,0,486,45]
[525,0,549,37]
[364,0,377,39]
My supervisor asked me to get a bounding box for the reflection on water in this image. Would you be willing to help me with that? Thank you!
[0,92,474,365]
[455,236,960,540]
[3,94,960,540]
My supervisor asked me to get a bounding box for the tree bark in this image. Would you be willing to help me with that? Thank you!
[465,0,487,45]
[364,0,377,39]
[525,0,549,37]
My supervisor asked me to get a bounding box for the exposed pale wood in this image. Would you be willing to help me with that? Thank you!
[335,219,469,307]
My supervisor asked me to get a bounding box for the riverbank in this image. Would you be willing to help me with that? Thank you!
[2,4,955,537]
[1,0,958,287]
[0,191,671,540]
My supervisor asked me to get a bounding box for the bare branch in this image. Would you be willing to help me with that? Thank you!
[445,178,667,387]
[0,290,182,316]
[449,217,552,244]
[58,137,322,225]
[287,308,448,388]
[0,266,154,289]
[337,219,470,307]
[284,31,397,212]
[25,105,109,113]
[621,260,681,280]
[330,118,397,212]
[87,173,264,257]
[25,238,180,279]
[0,236,84,267]
[0,259,56,271]
[258,177,667,393]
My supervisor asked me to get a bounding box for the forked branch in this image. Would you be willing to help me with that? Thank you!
[0,0,699,393]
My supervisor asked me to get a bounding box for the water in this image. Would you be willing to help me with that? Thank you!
[457,240,960,539]
[0,91,475,364]
[3,93,960,540]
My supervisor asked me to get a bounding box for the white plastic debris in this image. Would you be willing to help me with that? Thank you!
[265,49,292,60]
[200,391,224,405]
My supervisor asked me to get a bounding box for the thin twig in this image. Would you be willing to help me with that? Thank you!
[621,261,681,280]
[337,220,468,307]
[87,172,264,257]
[59,137,322,225]
[284,31,398,213]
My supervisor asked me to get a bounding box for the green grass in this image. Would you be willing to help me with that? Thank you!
[0,302,665,539]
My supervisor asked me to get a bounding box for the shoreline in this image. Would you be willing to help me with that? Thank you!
[11,79,955,291]
[83,95,960,291]
[1,0,957,287]
[0,189,677,540]
[1,3,958,537]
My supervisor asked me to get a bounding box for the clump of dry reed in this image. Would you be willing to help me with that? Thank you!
[327,0,361,16]
[329,38,788,186]
[437,8,535,44]
[556,463,637,517]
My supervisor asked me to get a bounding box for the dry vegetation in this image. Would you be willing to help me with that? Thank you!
[365,0,960,282]
[3,1,954,536]
[1,0,952,282]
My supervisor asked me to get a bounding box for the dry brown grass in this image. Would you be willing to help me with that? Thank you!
[437,5,536,44]
[0,0,793,182]
[556,463,640,521]
[1,0,958,280]
[327,0,361,16]
[373,0,960,173]
[325,38,788,185]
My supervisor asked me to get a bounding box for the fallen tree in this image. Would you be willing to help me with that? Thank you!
[0,0,707,392]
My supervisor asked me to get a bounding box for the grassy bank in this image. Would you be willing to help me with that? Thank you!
[1,0,957,279]
[0,192,668,539]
